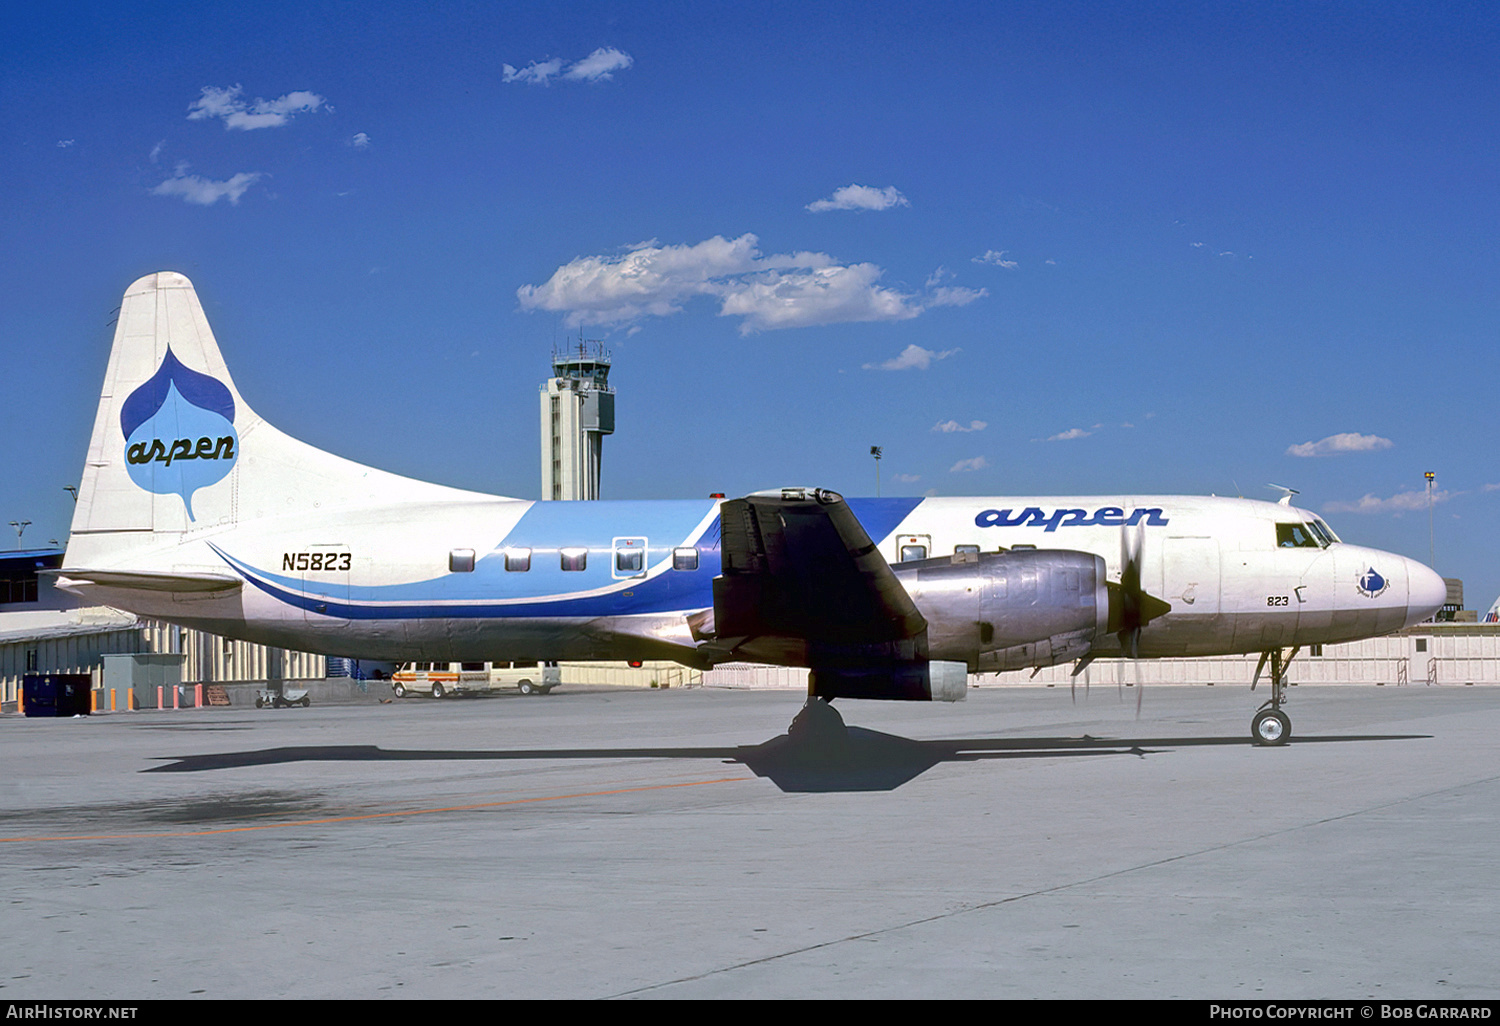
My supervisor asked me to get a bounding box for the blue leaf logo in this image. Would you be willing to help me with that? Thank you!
[1356,567,1389,598]
[120,348,238,520]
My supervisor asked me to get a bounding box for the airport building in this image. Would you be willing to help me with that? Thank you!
[701,621,1500,690]
[5,545,1499,709]
[5,331,1498,709]
[540,341,614,501]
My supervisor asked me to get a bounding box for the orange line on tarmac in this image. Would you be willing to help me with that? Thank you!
[0,776,750,843]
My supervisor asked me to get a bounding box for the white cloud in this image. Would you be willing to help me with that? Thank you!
[1286,432,1394,458]
[519,233,983,335]
[925,285,987,308]
[505,48,633,85]
[503,59,565,85]
[806,184,909,213]
[1483,483,1500,492]
[1045,427,1092,441]
[972,249,1018,269]
[152,168,263,206]
[1323,490,1452,515]
[351,132,371,149]
[719,263,921,333]
[187,85,326,130]
[863,344,959,371]
[149,140,164,163]
[519,234,758,325]
[56,139,74,148]
[891,473,922,483]
[933,419,987,433]
[950,456,989,473]
[565,47,634,82]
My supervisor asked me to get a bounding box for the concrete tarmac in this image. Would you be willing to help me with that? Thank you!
[2,684,1497,1000]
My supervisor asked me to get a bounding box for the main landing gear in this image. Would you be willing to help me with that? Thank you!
[1250,646,1299,746]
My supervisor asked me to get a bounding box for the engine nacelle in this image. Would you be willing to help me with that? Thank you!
[810,659,968,702]
[893,549,1110,671]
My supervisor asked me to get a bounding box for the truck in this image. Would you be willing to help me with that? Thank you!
[390,661,561,698]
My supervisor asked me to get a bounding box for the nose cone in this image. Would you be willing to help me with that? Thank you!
[1405,560,1447,627]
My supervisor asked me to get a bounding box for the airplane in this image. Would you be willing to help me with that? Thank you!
[56,272,1448,746]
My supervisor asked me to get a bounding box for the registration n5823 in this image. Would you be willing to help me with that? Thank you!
[283,552,352,572]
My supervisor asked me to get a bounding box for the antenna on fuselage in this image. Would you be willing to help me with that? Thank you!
[1267,483,1300,507]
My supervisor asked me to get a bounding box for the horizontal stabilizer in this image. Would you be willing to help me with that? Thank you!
[50,569,243,594]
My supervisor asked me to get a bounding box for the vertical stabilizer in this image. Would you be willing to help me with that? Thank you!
[66,272,497,571]
[72,272,249,538]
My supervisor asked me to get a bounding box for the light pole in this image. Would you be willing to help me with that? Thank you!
[1424,471,1436,568]
[870,446,883,497]
[9,521,30,549]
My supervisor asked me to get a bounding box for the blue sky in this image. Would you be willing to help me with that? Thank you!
[3,1,1497,608]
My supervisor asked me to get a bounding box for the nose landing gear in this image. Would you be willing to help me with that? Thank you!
[1251,647,1298,746]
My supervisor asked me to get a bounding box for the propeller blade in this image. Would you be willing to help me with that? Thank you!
[1103,523,1172,717]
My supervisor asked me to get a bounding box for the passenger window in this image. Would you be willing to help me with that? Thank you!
[504,548,531,572]
[616,548,644,574]
[900,544,928,562]
[449,549,475,572]
[673,547,699,571]
[560,547,588,571]
[954,545,980,557]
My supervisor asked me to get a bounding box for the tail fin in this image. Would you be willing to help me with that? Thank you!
[67,272,488,568]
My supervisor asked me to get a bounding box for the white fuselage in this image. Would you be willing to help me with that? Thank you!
[63,492,1445,668]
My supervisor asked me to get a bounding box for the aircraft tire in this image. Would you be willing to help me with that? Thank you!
[1252,708,1291,746]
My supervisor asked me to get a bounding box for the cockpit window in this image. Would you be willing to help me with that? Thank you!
[1276,523,1322,549]
[1313,517,1340,544]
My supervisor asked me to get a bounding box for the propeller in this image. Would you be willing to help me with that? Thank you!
[1105,523,1172,713]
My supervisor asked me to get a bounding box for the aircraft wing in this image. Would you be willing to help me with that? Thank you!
[712,488,926,647]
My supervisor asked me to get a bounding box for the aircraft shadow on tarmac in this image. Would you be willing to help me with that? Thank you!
[144,701,1431,793]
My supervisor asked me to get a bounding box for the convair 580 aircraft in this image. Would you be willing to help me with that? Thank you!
[59,273,1446,745]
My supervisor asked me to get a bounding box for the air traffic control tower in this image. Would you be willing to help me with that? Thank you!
[540,341,615,500]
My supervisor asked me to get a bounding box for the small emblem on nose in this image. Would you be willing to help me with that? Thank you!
[1356,567,1389,598]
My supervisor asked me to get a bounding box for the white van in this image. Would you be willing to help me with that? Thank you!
[391,661,561,698]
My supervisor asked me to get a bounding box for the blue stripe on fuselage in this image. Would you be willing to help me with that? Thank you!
[211,494,921,621]
[845,497,923,542]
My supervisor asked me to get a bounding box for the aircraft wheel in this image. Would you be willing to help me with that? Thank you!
[1252,708,1291,746]
[393,683,407,698]
[431,682,445,699]
[518,680,535,695]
